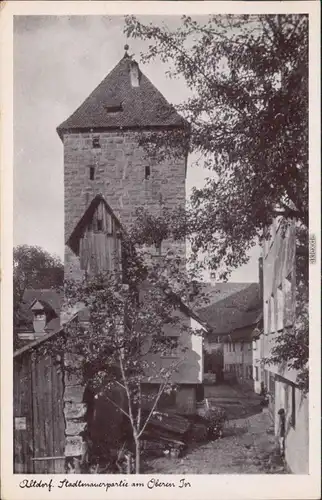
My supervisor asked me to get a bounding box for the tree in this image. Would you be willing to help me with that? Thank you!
[58,229,204,474]
[13,245,63,326]
[124,14,309,389]
[124,14,308,277]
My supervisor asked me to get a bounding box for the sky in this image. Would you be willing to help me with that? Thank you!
[13,15,260,283]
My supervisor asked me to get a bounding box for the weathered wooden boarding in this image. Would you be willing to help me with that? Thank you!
[13,339,65,473]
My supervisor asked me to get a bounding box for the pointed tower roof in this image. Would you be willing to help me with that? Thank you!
[57,51,185,139]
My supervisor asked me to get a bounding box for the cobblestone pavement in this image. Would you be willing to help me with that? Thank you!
[145,409,287,474]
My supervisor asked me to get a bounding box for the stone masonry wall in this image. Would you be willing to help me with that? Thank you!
[64,130,186,278]
[63,355,87,473]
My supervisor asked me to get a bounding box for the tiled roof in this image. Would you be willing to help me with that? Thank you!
[57,55,185,138]
[196,282,262,338]
[139,280,211,333]
[15,288,63,333]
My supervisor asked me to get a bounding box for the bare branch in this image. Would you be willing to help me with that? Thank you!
[137,382,166,439]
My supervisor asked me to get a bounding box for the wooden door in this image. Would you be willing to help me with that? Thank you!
[31,353,65,473]
[14,350,65,473]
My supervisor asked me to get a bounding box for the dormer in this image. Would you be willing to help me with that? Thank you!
[16,291,62,342]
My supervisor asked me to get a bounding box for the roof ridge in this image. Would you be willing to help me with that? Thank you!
[57,55,186,137]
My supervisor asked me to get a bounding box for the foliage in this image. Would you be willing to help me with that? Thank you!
[124,14,308,279]
[202,407,227,440]
[53,228,205,473]
[129,206,188,247]
[125,14,309,390]
[128,206,209,308]
[13,245,63,342]
[13,244,63,300]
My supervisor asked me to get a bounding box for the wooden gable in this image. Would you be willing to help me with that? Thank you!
[67,196,122,276]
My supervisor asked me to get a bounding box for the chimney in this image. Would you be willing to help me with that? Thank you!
[33,313,46,334]
[33,311,46,334]
[31,300,47,335]
[258,257,263,300]
[130,60,140,87]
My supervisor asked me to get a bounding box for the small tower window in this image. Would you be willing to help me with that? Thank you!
[92,136,101,149]
[145,166,151,180]
[89,166,95,181]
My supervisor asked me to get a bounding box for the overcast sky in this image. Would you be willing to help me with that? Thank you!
[13,15,260,283]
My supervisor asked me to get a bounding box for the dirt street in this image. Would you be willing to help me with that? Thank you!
[144,403,286,474]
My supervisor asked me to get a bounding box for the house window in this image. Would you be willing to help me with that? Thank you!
[145,166,151,180]
[264,300,269,334]
[270,295,276,333]
[276,285,284,331]
[254,366,259,381]
[232,343,235,352]
[240,342,244,351]
[89,166,95,180]
[291,385,296,428]
[269,373,275,395]
[284,383,289,413]
[264,369,269,389]
[284,274,294,326]
[154,242,162,257]
[92,136,101,148]
[246,366,253,379]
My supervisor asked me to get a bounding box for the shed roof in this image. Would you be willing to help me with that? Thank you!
[57,54,185,138]
[196,282,262,340]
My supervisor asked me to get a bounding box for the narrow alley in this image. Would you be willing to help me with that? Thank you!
[145,385,286,474]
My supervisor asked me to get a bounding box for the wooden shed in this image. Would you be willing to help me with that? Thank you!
[13,329,66,473]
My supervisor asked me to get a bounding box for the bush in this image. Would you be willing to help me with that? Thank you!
[203,407,227,440]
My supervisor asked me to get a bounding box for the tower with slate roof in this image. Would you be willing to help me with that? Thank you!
[57,49,188,280]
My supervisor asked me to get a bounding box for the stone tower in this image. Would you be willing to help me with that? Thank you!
[57,50,188,280]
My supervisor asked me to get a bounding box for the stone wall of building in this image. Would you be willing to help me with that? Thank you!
[64,130,186,279]
[63,128,188,467]
[63,354,88,472]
